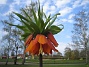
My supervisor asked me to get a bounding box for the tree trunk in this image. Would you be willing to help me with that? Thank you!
[5,46,9,65]
[5,54,9,65]
[39,54,43,67]
[86,50,88,64]
[14,56,17,65]
[14,47,18,65]
[85,44,88,64]
[22,54,26,65]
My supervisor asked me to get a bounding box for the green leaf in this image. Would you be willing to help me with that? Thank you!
[13,12,29,22]
[46,16,57,29]
[37,5,44,33]
[43,14,51,29]
[45,13,60,30]
[14,12,39,32]
[32,7,38,24]
[20,18,40,34]
[21,9,33,21]
[15,25,29,32]
[43,12,47,19]
[38,6,44,24]
[50,25,62,35]
[55,13,60,15]
[5,22,29,33]
[21,19,34,32]
[21,32,31,40]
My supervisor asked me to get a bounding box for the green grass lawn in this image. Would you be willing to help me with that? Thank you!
[0,64,89,67]
[0,58,88,67]
[0,58,86,64]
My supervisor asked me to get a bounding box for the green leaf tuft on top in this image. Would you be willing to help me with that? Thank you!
[7,1,63,41]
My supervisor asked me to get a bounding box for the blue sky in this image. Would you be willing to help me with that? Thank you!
[0,0,89,55]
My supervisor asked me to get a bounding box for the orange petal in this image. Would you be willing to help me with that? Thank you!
[32,42,40,55]
[42,44,51,55]
[38,34,47,44]
[47,39,58,52]
[25,34,33,46]
[35,34,40,40]
[47,32,58,47]
[25,40,35,53]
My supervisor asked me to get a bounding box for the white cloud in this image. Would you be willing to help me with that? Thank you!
[59,7,73,16]
[72,0,81,8]
[59,18,73,23]
[55,0,71,8]
[50,5,56,11]
[0,36,2,41]
[3,2,18,16]
[25,0,31,6]
[72,0,89,9]
[0,30,8,35]
[60,19,68,22]
[0,30,8,41]
[67,14,75,23]
[40,0,45,4]
[58,14,75,23]
[0,0,7,4]
[68,19,74,23]
[13,0,31,6]
[80,0,89,6]
[39,0,73,17]
[68,14,75,19]
[53,20,60,25]
[43,1,50,13]
[41,0,57,16]
[56,42,68,55]
[66,35,71,38]
[43,1,56,16]
[13,0,20,5]
[47,5,56,15]
[3,0,32,16]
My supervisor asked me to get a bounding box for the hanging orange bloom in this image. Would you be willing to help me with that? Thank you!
[47,39,58,52]
[25,34,58,55]
[25,40,35,53]
[42,43,52,54]
[47,32,58,47]
[35,34,40,39]
[25,34,33,46]
[31,42,40,55]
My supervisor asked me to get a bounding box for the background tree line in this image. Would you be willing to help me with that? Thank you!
[64,10,89,64]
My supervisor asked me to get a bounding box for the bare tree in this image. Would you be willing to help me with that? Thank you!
[1,14,23,65]
[1,15,13,65]
[10,29,23,65]
[72,10,89,64]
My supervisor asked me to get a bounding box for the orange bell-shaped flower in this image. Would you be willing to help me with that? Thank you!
[38,34,47,44]
[42,44,52,55]
[47,32,58,47]
[25,40,36,53]
[47,38,58,52]
[25,34,33,46]
[32,42,40,55]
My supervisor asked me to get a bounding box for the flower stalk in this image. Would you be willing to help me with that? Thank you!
[39,53,43,67]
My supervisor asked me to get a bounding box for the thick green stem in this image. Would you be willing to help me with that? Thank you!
[39,54,43,67]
